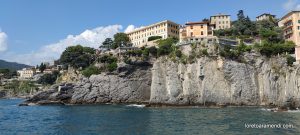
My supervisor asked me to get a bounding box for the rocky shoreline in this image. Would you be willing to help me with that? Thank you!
[20,53,300,111]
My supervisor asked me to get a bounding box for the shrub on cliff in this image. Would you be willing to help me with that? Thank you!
[37,72,59,85]
[82,65,101,77]
[148,46,158,56]
[107,62,118,72]
[157,37,178,56]
[148,36,162,41]
[97,55,118,72]
[287,55,296,66]
[98,55,117,64]
[256,41,295,57]
[60,45,95,69]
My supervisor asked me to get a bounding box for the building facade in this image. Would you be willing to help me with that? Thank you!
[126,20,180,47]
[180,21,215,42]
[278,11,300,61]
[210,14,231,30]
[17,68,36,79]
[256,13,276,21]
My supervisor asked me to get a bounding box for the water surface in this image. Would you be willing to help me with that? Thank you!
[0,99,300,135]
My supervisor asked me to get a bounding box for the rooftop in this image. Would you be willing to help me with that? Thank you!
[280,11,300,21]
[256,13,276,18]
[185,21,210,25]
[210,13,230,17]
[125,20,179,34]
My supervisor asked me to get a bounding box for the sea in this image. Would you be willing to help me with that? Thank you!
[0,99,300,135]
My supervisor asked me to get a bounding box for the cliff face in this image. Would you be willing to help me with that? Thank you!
[70,65,151,104]
[150,54,300,107]
[24,53,300,108]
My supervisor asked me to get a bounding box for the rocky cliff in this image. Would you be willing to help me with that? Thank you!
[23,53,300,108]
[150,53,300,108]
[22,63,152,105]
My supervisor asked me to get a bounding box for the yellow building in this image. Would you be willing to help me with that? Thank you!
[180,21,215,42]
[210,14,231,30]
[278,11,300,61]
[256,13,276,21]
[126,20,180,47]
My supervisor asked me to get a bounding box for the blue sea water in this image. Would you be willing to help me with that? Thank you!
[1,99,300,135]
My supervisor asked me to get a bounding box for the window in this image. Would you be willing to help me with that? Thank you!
[298,20,300,23]
[190,26,193,29]
[201,31,203,35]
[191,32,193,36]
[201,25,203,28]
[298,26,300,30]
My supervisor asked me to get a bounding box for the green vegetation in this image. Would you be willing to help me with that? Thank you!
[112,33,130,49]
[39,63,46,73]
[287,55,296,66]
[100,38,113,49]
[4,80,38,94]
[148,46,158,56]
[0,68,17,79]
[148,36,162,41]
[214,10,295,65]
[60,45,95,69]
[97,55,118,72]
[37,71,60,85]
[107,62,118,72]
[157,37,178,56]
[82,65,101,77]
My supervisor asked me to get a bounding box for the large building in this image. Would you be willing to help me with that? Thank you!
[278,11,300,61]
[17,68,36,79]
[126,20,180,47]
[180,21,215,42]
[256,13,276,21]
[210,14,231,30]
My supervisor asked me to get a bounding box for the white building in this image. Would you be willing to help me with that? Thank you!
[17,68,36,79]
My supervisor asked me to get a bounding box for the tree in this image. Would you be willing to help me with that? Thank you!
[0,68,10,78]
[232,10,257,36]
[100,38,113,49]
[39,63,46,73]
[157,38,178,56]
[60,45,95,69]
[37,72,59,85]
[237,10,245,21]
[112,33,130,49]
[202,18,209,22]
[148,36,162,41]
[149,46,158,56]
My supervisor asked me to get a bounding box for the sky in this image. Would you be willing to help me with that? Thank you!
[0,0,299,65]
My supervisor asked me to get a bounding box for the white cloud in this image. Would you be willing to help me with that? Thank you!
[1,25,123,65]
[0,30,8,52]
[124,25,145,33]
[124,25,135,33]
[283,0,300,11]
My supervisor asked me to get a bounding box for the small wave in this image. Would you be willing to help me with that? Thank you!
[261,108,275,112]
[126,104,145,108]
[287,109,300,113]
[28,103,37,106]
[261,107,300,112]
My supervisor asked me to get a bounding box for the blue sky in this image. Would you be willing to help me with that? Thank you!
[0,0,298,65]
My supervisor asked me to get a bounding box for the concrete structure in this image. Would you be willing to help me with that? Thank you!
[256,13,276,21]
[210,14,231,30]
[278,11,300,61]
[179,21,215,42]
[126,20,180,47]
[17,68,36,79]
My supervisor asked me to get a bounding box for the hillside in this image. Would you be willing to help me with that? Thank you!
[0,59,31,70]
